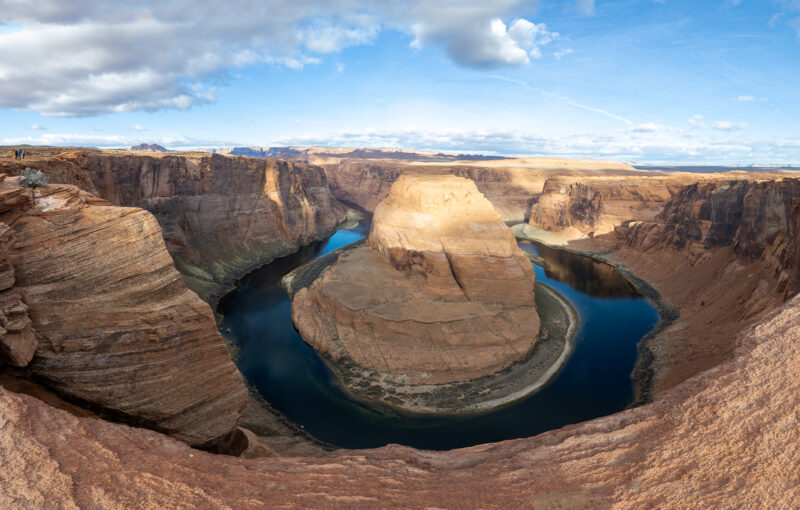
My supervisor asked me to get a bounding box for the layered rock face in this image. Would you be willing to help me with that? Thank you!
[3,151,349,301]
[624,179,800,298]
[292,175,540,386]
[527,176,677,238]
[369,174,537,304]
[76,152,349,300]
[0,176,247,446]
[1,292,798,508]
[0,178,36,367]
[323,158,637,221]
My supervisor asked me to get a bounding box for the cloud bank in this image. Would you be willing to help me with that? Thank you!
[0,1,555,116]
[7,125,798,165]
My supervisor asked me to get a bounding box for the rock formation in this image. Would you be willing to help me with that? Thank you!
[322,158,638,221]
[0,177,36,367]
[1,291,797,508]
[129,143,169,152]
[368,174,536,305]
[0,175,247,447]
[527,176,678,239]
[624,179,800,299]
[291,175,540,388]
[2,151,350,301]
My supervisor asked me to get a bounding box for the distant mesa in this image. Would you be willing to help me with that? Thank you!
[289,174,541,407]
[216,146,508,162]
[129,143,170,152]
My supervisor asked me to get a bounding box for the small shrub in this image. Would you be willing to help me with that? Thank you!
[20,168,50,188]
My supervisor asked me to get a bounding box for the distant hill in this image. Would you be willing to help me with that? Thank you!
[130,143,169,152]
[634,165,797,173]
[216,146,508,163]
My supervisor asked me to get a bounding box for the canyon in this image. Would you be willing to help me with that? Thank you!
[1,149,349,302]
[0,147,799,507]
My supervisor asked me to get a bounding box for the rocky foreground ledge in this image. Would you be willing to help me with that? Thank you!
[1,290,797,508]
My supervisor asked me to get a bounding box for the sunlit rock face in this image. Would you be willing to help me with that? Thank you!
[292,174,540,386]
[527,176,676,237]
[368,174,537,306]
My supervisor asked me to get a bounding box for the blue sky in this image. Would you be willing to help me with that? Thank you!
[1,0,799,164]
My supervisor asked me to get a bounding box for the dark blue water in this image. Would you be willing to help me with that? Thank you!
[217,219,659,450]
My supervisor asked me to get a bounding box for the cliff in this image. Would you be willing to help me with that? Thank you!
[527,175,678,240]
[1,290,797,508]
[0,176,247,447]
[3,152,349,301]
[291,175,540,397]
[323,158,638,221]
[624,179,800,299]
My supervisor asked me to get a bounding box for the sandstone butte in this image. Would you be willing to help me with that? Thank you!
[1,148,799,508]
[291,174,540,386]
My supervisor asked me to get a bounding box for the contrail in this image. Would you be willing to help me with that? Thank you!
[490,75,633,127]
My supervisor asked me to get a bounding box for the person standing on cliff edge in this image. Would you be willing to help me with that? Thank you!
[13,149,18,160]
[21,149,25,160]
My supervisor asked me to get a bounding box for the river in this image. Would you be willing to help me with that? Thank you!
[217,217,659,450]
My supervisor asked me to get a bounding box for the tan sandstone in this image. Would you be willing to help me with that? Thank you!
[292,174,540,386]
[1,176,247,446]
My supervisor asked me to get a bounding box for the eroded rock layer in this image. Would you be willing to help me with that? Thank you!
[527,176,678,238]
[1,292,797,508]
[292,175,540,386]
[624,179,800,299]
[368,174,536,305]
[1,177,246,446]
[2,151,349,301]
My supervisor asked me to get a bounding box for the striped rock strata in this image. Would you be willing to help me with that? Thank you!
[0,176,246,446]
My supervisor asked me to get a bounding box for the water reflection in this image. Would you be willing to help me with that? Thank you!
[519,241,638,298]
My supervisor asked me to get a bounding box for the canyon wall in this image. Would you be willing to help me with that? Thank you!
[323,159,637,221]
[2,152,349,301]
[75,153,349,300]
[0,176,247,447]
[623,179,800,299]
[527,175,679,238]
[576,177,800,399]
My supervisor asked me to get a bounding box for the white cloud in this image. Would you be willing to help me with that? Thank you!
[713,120,748,131]
[336,62,346,73]
[410,9,558,68]
[688,114,706,128]
[0,1,555,116]
[631,122,664,133]
[30,124,45,130]
[735,95,766,102]
[133,124,145,131]
[554,48,573,60]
